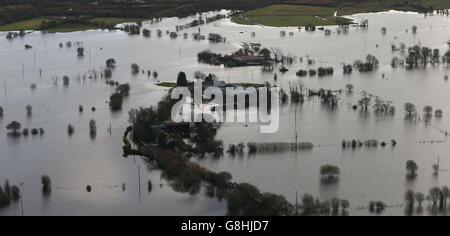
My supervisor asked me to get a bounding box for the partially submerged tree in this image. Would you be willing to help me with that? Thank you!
[77,47,85,57]
[177,72,188,86]
[109,92,124,111]
[345,84,354,92]
[423,106,433,116]
[404,103,416,116]
[89,119,97,138]
[404,190,415,207]
[415,192,425,207]
[6,121,21,136]
[26,104,32,116]
[406,160,418,176]
[63,76,70,86]
[320,165,340,181]
[41,175,51,196]
[106,58,116,68]
[131,63,140,74]
[67,124,74,136]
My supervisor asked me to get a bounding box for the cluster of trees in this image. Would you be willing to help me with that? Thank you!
[227,183,293,216]
[403,103,443,118]
[208,33,226,43]
[129,63,158,78]
[317,67,334,77]
[5,31,26,40]
[246,142,313,154]
[295,69,318,77]
[289,81,305,104]
[357,91,374,111]
[404,186,450,213]
[343,64,353,74]
[0,180,21,209]
[227,143,245,156]
[39,17,118,32]
[197,50,224,65]
[444,50,450,64]
[353,55,379,72]
[342,139,396,149]
[122,24,141,35]
[368,201,386,214]
[297,194,350,216]
[296,67,333,77]
[405,45,441,69]
[314,89,339,108]
[6,121,44,137]
[373,96,395,115]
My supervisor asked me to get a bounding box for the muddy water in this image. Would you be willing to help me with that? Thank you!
[0,10,449,215]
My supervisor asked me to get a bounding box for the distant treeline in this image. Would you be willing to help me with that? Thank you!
[0,0,444,26]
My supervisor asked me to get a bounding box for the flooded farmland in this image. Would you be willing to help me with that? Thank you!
[1,10,450,216]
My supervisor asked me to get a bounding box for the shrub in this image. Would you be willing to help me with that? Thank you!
[11,186,20,201]
[109,92,124,111]
[77,47,84,57]
[104,69,112,79]
[63,76,70,86]
[406,160,418,175]
[6,121,21,136]
[67,124,74,136]
[26,105,32,116]
[106,58,116,68]
[41,175,51,196]
[131,63,140,74]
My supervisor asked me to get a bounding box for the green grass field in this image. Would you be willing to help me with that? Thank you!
[232,5,352,27]
[0,17,48,31]
[233,1,450,27]
[0,17,141,32]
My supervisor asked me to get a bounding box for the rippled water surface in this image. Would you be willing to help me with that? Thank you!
[0,10,450,215]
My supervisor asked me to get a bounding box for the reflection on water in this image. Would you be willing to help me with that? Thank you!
[0,10,450,215]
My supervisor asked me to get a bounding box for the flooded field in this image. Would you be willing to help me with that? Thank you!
[1,10,450,215]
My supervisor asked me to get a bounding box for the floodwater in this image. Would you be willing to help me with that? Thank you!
[0,10,449,215]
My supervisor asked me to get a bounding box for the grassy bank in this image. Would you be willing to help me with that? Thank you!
[0,17,141,32]
[232,1,450,27]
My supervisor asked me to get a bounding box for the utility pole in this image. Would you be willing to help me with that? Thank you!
[295,191,298,216]
[294,104,298,145]
[20,183,24,216]
[137,166,141,199]
[437,156,440,170]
